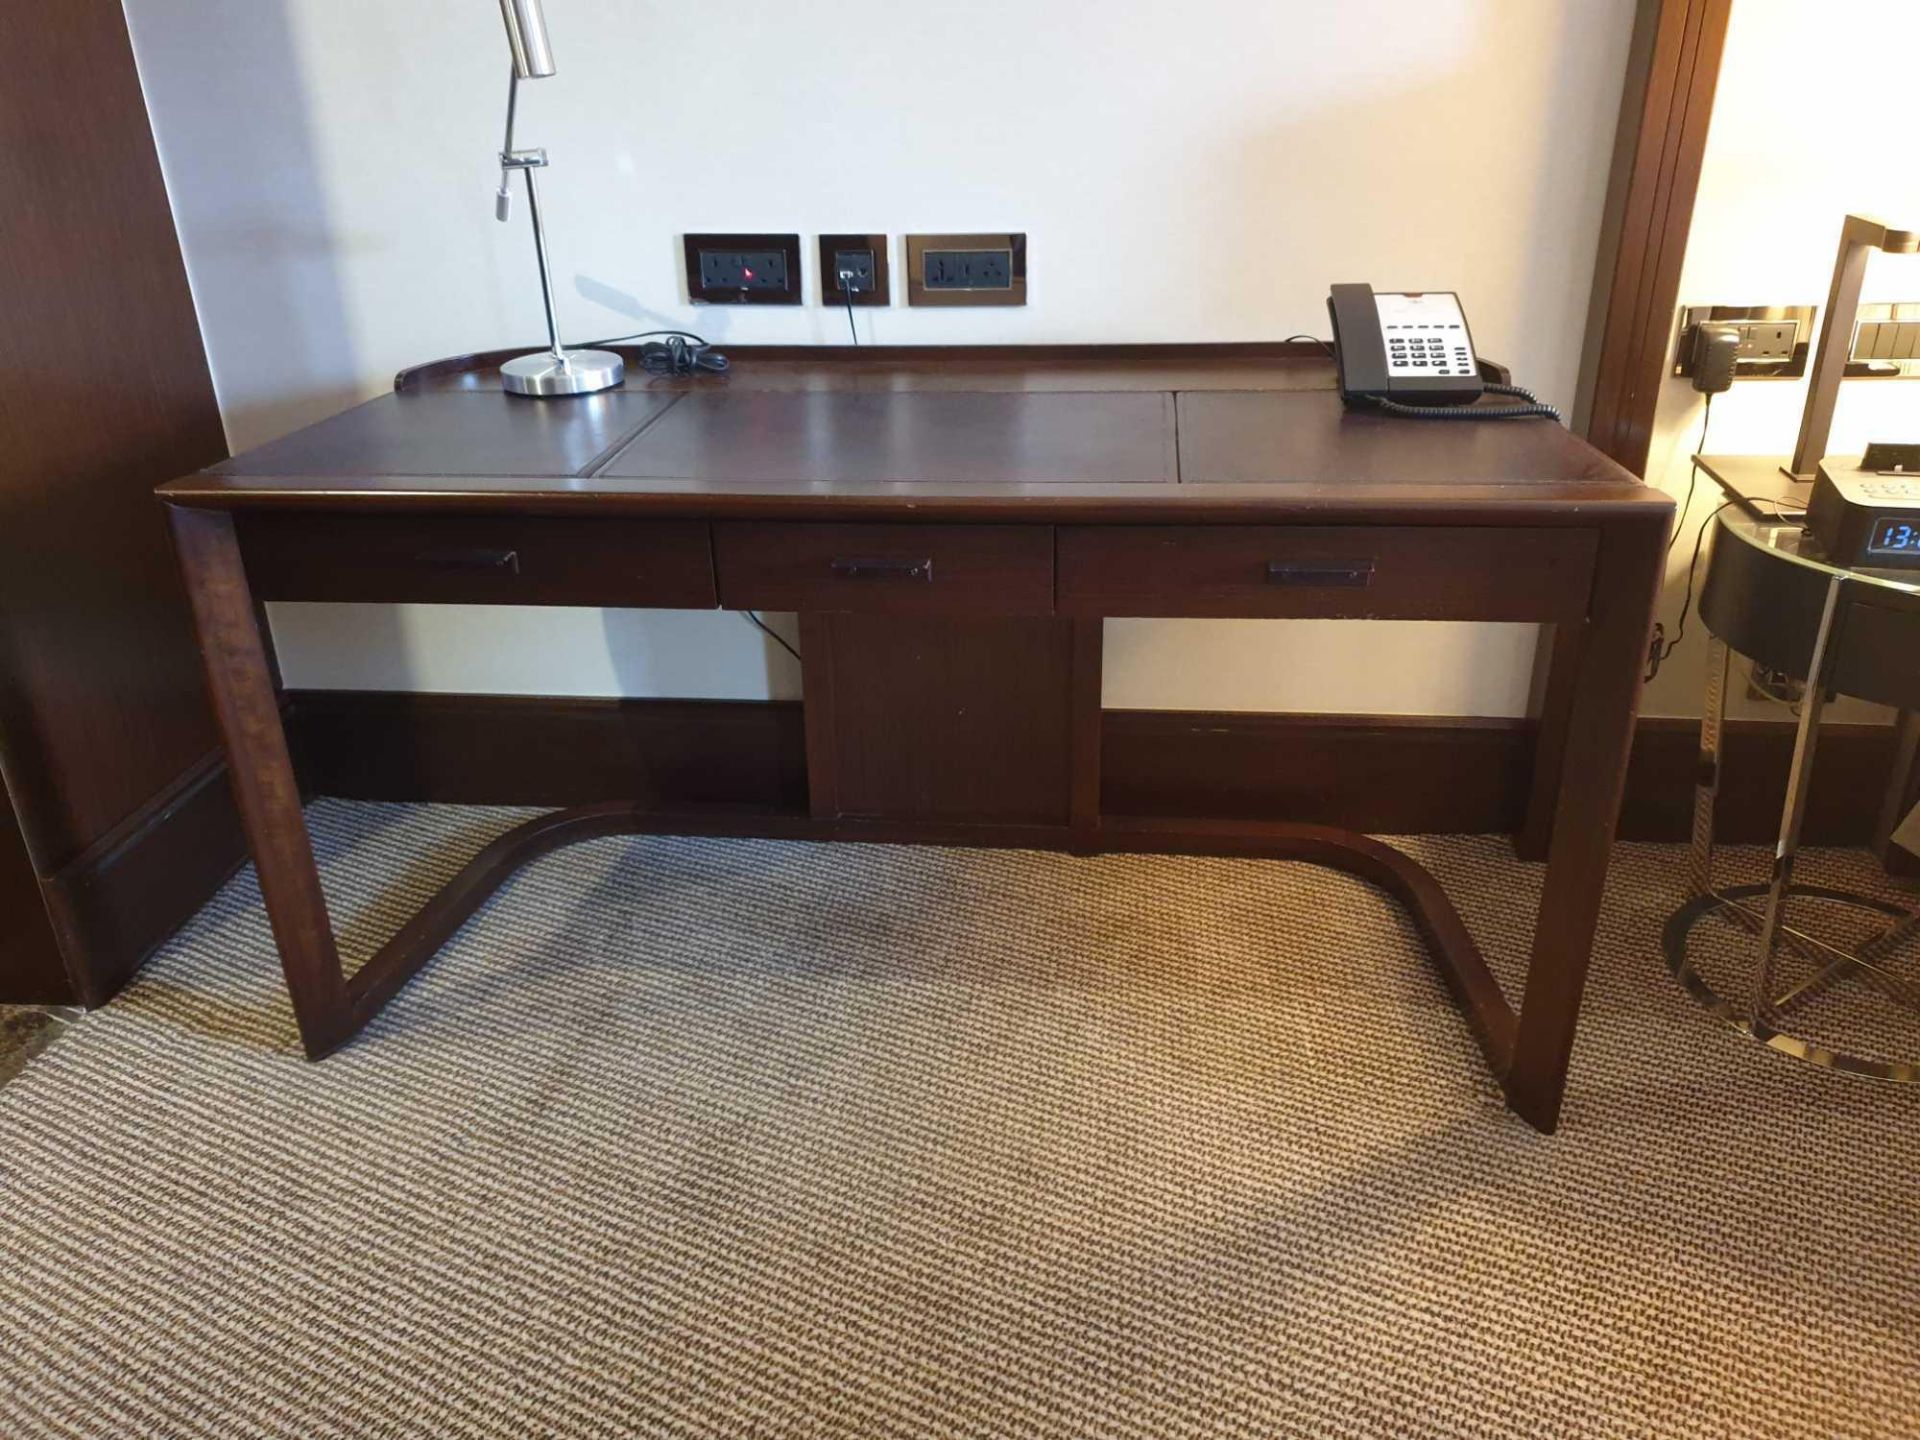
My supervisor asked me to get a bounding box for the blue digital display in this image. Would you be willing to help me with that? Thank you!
[1869,516,1920,555]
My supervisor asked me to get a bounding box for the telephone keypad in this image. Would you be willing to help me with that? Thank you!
[1388,323,1470,377]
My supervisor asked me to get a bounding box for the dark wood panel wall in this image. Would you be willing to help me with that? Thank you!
[0,786,65,1000]
[0,0,240,1002]
[1577,0,1732,473]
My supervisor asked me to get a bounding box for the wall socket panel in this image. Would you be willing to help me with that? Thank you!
[683,232,803,305]
[905,233,1027,307]
[924,249,1012,290]
[819,233,891,307]
[1673,304,1814,379]
[702,249,787,291]
[1849,303,1920,375]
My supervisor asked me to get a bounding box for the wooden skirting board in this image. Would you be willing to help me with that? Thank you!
[3,747,253,1007]
[287,691,1904,848]
[0,787,67,1002]
[34,750,253,1006]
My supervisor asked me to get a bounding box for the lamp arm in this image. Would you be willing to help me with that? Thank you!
[497,0,556,81]
[517,164,567,362]
[494,68,519,221]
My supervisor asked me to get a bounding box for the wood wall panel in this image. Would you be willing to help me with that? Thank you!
[0,786,67,1002]
[0,0,238,1001]
[1577,0,1733,474]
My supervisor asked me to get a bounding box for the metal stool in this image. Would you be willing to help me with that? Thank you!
[1664,508,1920,1079]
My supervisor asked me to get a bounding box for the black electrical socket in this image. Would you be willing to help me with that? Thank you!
[684,233,803,305]
[700,249,788,291]
[923,249,1013,290]
[834,250,876,293]
[905,233,1026,306]
[819,233,890,306]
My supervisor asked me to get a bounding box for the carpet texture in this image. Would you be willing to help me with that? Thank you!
[0,800,1914,1439]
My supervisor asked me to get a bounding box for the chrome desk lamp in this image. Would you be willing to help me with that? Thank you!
[491,0,623,397]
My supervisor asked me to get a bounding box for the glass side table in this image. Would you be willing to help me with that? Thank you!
[1664,507,1920,1079]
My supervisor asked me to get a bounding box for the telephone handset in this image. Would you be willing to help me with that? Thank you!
[1327,284,1560,422]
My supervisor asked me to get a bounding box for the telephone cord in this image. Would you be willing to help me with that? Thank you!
[1368,383,1561,423]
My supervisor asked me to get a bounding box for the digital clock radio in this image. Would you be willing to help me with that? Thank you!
[1807,447,1920,569]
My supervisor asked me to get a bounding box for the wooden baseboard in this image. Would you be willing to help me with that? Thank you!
[32,750,252,1007]
[1098,712,1896,845]
[0,783,70,1003]
[287,691,1904,848]
[1100,711,1533,834]
[289,691,810,813]
[1617,716,1898,846]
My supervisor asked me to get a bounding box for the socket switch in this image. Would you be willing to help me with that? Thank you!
[1673,305,1814,379]
[700,249,788,291]
[819,233,891,307]
[1850,305,1920,373]
[684,233,803,305]
[923,249,1013,290]
[906,233,1026,307]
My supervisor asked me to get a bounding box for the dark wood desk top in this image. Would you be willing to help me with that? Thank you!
[163,346,1667,526]
[598,390,1179,486]
[210,390,679,480]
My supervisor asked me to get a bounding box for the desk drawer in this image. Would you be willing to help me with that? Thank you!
[238,513,717,608]
[1057,525,1595,621]
[714,523,1054,616]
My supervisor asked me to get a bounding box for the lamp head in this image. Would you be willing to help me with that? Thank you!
[498,0,556,79]
[1843,213,1920,255]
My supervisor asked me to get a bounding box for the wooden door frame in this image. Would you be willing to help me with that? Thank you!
[1575,0,1734,476]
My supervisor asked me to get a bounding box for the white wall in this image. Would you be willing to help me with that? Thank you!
[1639,0,1920,720]
[125,0,1636,714]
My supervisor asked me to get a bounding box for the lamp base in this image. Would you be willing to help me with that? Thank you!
[501,348,624,397]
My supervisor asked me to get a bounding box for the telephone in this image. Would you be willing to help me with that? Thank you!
[1326,284,1560,421]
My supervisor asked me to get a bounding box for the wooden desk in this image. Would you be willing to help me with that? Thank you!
[159,345,1671,1133]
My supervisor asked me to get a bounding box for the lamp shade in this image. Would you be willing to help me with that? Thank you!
[498,0,556,79]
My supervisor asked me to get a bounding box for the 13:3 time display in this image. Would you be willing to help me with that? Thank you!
[1867,515,1920,556]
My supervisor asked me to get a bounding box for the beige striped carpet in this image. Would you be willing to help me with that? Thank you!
[1,800,1914,1439]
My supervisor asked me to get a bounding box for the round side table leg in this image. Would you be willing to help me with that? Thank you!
[1750,574,1847,1029]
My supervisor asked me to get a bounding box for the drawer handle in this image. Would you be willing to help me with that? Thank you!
[1266,559,1375,588]
[829,557,934,583]
[415,547,521,573]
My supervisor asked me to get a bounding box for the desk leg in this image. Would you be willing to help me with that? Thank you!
[1517,622,1583,862]
[1067,619,1104,849]
[1505,516,1665,1131]
[170,506,353,1058]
